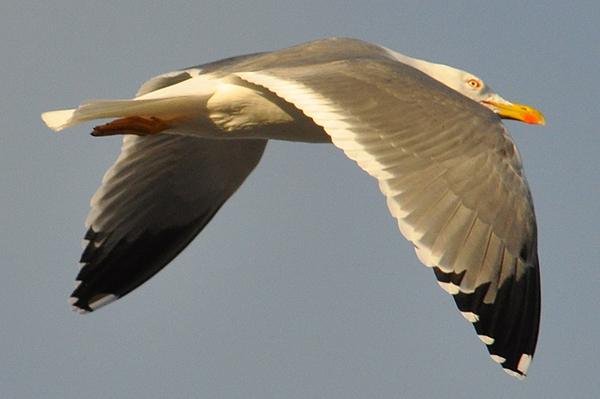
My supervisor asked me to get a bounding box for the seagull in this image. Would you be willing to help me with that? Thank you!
[42,38,544,379]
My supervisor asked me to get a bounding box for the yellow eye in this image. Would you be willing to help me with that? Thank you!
[467,79,482,88]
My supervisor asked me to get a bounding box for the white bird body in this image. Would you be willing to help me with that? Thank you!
[42,38,544,379]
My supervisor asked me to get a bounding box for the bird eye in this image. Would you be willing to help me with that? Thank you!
[467,79,482,88]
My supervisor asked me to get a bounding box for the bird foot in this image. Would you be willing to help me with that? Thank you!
[92,116,170,137]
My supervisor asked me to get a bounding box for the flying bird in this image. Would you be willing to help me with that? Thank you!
[42,38,544,379]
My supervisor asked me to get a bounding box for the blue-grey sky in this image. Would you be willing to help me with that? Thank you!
[2,1,598,398]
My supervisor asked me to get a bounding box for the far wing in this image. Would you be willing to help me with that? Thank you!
[235,59,540,378]
[72,134,267,312]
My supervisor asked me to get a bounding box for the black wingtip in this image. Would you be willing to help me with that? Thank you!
[69,291,119,314]
[70,210,216,313]
[433,257,541,378]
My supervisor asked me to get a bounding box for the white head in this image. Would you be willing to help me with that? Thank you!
[384,47,545,125]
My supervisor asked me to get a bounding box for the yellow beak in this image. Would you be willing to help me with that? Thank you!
[484,101,546,125]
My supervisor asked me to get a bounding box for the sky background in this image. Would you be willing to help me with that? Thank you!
[2,1,599,398]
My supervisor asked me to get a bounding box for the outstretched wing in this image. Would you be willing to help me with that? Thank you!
[233,58,540,378]
[72,134,267,312]
[48,38,540,378]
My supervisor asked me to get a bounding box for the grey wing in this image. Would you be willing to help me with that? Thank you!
[72,134,267,312]
[136,69,199,97]
[235,59,540,377]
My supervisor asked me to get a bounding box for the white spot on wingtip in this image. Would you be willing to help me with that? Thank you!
[68,297,89,314]
[89,294,118,310]
[71,306,88,314]
[517,354,532,374]
[438,281,460,294]
[504,369,525,380]
[461,311,479,322]
[490,354,506,364]
[478,335,495,345]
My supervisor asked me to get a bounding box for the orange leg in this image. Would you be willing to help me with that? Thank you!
[92,116,171,137]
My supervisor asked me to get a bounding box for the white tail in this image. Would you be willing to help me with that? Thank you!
[41,109,78,131]
[41,97,206,132]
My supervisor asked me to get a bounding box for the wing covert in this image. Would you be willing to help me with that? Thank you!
[235,59,540,377]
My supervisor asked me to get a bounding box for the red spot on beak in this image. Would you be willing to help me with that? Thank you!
[523,113,543,125]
